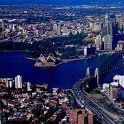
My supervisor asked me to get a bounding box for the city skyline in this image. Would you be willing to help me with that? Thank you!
[0,1,124,124]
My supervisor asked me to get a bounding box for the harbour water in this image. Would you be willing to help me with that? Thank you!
[0,52,122,89]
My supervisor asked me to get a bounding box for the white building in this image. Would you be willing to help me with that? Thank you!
[15,75,22,89]
[103,83,109,89]
[113,75,124,88]
[26,82,31,91]
[84,46,88,57]
[5,78,13,88]
[102,83,110,95]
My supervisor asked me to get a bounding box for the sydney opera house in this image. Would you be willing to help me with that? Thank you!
[34,53,63,67]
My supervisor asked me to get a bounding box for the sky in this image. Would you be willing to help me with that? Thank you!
[0,0,123,5]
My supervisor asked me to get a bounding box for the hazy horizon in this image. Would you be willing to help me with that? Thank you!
[0,0,123,5]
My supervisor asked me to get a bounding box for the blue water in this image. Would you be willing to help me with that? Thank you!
[0,52,110,88]
[104,67,124,83]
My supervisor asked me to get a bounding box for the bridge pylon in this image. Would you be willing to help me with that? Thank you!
[86,67,91,77]
[95,68,100,88]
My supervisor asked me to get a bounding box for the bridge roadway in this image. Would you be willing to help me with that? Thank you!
[72,76,115,124]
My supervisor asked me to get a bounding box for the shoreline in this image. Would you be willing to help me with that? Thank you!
[0,50,94,67]
[62,56,93,64]
[25,56,37,61]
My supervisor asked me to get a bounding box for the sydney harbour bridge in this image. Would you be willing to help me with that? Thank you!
[86,50,124,87]
[72,50,124,124]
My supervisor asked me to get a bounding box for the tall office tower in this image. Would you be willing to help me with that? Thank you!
[53,23,58,34]
[2,20,5,31]
[106,21,113,36]
[109,14,117,35]
[109,14,118,49]
[109,14,116,26]
[15,75,22,89]
[102,26,107,37]
[95,34,102,50]
[6,78,13,88]
[89,22,94,31]
[101,14,109,37]
[116,16,123,32]
[84,45,95,56]
[26,82,31,91]
[103,35,112,50]
[57,23,61,36]
[104,13,109,26]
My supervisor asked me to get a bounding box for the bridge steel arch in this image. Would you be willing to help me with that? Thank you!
[72,51,124,124]
[95,50,124,87]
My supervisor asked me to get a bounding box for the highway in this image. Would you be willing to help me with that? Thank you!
[72,76,115,124]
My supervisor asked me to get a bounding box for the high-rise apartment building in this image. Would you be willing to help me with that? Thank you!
[15,75,22,89]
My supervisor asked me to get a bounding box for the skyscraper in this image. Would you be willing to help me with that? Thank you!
[102,13,109,36]
[6,78,13,88]
[117,16,123,29]
[57,23,61,36]
[107,21,113,36]
[15,75,22,89]
[103,35,112,51]
[104,13,109,26]
[102,26,107,37]
[109,14,116,26]
[116,16,123,33]
[26,82,31,91]
[110,14,118,49]
[53,23,58,34]
[102,14,118,50]
[95,34,102,50]
[2,20,6,31]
